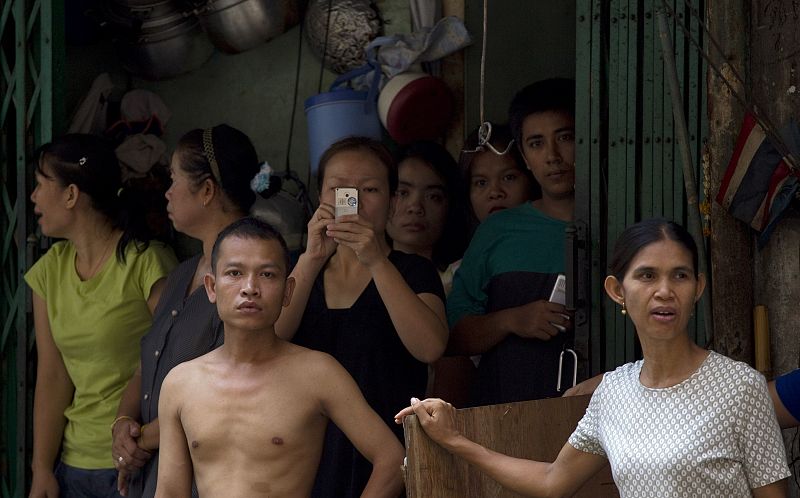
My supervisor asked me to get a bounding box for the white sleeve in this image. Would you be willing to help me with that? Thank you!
[736,372,791,488]
[568,379,607,457]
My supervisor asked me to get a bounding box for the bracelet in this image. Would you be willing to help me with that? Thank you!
[139,423,148,449]
[110,415,135,433]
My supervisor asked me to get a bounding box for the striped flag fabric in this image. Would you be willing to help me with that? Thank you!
[716,113,800,241]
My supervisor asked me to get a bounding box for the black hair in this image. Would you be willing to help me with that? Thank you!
[34,134,154,262]
[316,136,398,194]
[608,218,699,281]
[508,78,576,148]
[396,141,470,269]
[211,217,291,273]
[457,122,540,219]
[175,124,260,214]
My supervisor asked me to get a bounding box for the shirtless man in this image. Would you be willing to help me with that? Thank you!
[154,217,404,498]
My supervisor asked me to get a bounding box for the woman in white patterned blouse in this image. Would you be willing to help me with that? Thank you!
[396,218,789,498]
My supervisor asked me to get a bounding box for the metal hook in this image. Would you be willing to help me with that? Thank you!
[557,348,578,392]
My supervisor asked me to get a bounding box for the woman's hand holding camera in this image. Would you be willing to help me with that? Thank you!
[326,214,387,268]
[305,204,337,264]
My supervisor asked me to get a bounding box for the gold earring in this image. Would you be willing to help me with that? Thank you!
[620,301,627,316]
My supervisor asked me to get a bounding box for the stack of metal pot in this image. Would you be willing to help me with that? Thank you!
[103,0,300,80]
[104,0,214,80]
[198,0,300,54]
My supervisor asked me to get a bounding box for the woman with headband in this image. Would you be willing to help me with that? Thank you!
[111,124,271,498]
[26,134,177,498]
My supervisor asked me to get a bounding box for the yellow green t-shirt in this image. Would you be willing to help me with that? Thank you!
[25,240,177,469]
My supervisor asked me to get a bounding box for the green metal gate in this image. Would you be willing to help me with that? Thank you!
[1,1,60,496]
[573,0,709,374]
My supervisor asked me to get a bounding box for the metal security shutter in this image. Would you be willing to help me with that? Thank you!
[1,1,61,495]
[573,0,709,375]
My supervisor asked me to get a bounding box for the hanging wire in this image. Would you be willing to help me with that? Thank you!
[284,14,305,175]
[318,0,334,93]
[662,0,798,170]
[479,0,488,125]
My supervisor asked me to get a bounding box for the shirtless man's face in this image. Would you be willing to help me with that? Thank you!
[205,236,294,332]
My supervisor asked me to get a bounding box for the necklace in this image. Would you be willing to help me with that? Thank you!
[78,231,115,281]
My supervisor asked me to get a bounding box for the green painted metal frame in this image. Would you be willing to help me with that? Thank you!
[574,0,709,372]
[1,1,58,496]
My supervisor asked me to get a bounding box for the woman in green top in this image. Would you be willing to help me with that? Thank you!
[25,134,177,498]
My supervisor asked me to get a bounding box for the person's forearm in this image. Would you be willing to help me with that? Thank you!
[274,252,326,340]
[443,435,560,497]
[139,418,160,451]
[370,258,447,363]
[447,311,514,356]
[360,452,405,498]
[116,367,142,420]
[768,380,800,429]
[31,373,73,473]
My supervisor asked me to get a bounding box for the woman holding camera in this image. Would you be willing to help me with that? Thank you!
[276,136,448,498]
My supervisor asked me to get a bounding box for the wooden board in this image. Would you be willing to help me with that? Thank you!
[403,395,618,497]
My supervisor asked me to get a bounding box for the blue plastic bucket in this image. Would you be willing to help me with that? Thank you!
[304,90,382,176]
[304,63,383,176]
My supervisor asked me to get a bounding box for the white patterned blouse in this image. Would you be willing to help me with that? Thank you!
[569,351,790,497]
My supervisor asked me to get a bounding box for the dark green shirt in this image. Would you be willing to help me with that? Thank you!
[447,202,568,406]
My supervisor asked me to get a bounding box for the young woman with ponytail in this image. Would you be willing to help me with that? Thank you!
[26,134,178,498]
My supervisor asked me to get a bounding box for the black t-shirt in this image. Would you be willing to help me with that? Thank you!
[293,251,444,498]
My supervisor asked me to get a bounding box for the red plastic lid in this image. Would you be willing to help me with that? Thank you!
[385,76,453,144]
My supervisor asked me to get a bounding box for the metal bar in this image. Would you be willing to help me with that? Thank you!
[652,0,665,218]
[642,0,655,221]
[686,0,701,343]
[13,0,28,493]
[574,0,592,377]
[591,0,604,372]
[607,0,623,368]
[589,0,605,374]
[697,0,711,346]
[625,0,638,361]
[39,0,52,143]
[662,2,674,220]
[672,0,684,225]
[656,6,713,345]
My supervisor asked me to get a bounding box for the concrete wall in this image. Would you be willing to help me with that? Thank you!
[749,1,800,494]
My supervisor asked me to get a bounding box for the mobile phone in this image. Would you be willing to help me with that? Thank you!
[549,274,566,305]
[335,187,359,219]
[549,274,567,332]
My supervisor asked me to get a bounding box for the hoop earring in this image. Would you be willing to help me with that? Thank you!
[620,301,627,316]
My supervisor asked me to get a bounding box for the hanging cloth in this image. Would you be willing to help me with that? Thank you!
[366,16,470,79]
[68,73,115,135]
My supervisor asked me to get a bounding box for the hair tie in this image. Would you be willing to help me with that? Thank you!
[250,162,272,193]
[116,187,124,197]
[202,128,222,184]
[79,157,87,166]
